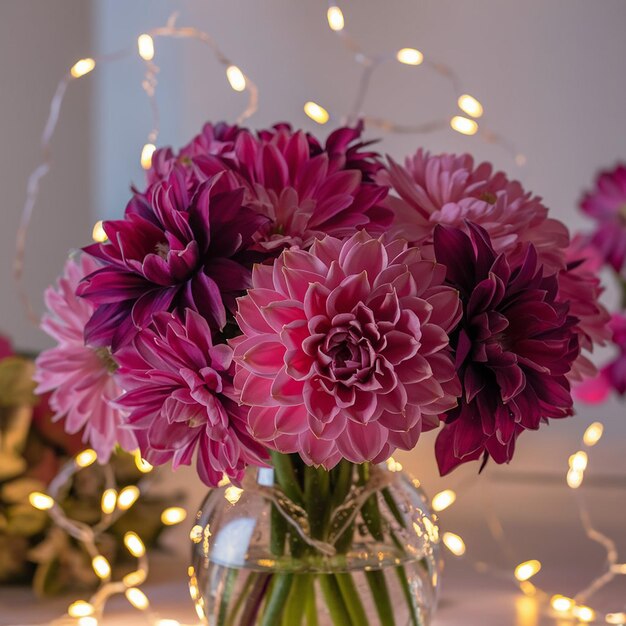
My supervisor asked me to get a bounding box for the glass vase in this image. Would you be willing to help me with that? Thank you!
[189,456,440,626]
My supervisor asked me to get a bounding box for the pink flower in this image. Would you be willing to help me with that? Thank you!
[0,334,13,360]
[34,255,135,462]
[580,164,626,272]
[559,236,610,381]
[381,149,569,272]
[115,309,268,487]
[231,232,461,468]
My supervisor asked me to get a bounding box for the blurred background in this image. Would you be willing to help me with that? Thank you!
[2,1,626,621]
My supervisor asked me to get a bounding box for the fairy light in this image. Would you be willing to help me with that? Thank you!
[570,450,588,472]
[519,581,537,596]
[396,47,424,66]
[224,485,244,505]
[583,422,604,447]
[91,220,108,243]
[75,449,98,468]
[458,94,484,118]
[573,605,597,622]
[326,6,345,32]
[386,457,403,472]
[123,569,147,587]
[140,143,156,170]
[304,101,330,124]
[70,58,96,78]
[431,489,456,512]
[226,65,246,92]
[68,601,95,618]
[137,34,155,61]
[124,532,146,558]
[91,555,111,580]
[157,621,182,626]
[442,532,466,556]
[567,467,584,489]
[161,506,187,525]
[77,618,98,626]
[607,613,626,624]
[117,485,140,510]
[29,491,54,510]
[551,595,574,613]
[134,450,153,473]
[125,587,150,610]
[514,560,542,582]
[450,115,479,136]
[101,488,117,514]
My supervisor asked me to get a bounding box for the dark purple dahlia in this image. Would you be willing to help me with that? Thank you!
[433,223,580,474]
[79,166,267,350]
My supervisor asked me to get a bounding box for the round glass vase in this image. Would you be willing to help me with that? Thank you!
[190,459,440,626]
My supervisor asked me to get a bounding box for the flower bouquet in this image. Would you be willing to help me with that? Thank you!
[37,122,609,625]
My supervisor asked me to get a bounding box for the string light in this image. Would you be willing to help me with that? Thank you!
[583,421,604,446]
[304,101,330,124]
[134,450,153,473]
[75,449,98,468]
[457,94,484,118]
[386,457,403,472]
[226,65,246,92]
[117,485,140,510]
[140,143,156,170]
[68,601,95,618]
[450,115,479,136]
[573,605,596,622]
[442,532,466,556]
[70,58,96,79]
[519,581,537,597]
[551,595,575,613]
[514,560,542,582]
[327,6,345,32]
[138,34,155,61]
[570,450,588,472]
[91,221,108,243]
[29,491,54,510]
[606,613,626,624]
[77,618,98,626]
[124,532,146,558]
[157,621,182,626]
[161,506,187,525]
[123,569,147,587]
[91,555,111,580]
[125,587,150,611]
[396,47,424,66]
[431,489,456,512]
[101,488,117,514]
[567,467,584,489]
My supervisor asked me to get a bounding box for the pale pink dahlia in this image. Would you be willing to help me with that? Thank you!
[380,150,569,272]
[34,255,135,462]
[231,232,462,468]
[115,310,268,486]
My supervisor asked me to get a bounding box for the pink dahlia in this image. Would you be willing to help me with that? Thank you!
[559,235,610,381]
[433,224,579,475]
[231,232,462,468]
[580,164,626,272]
[34,255,135,462]
[115,309,268,487]
[381,150,569,272]
[79,167,267,350]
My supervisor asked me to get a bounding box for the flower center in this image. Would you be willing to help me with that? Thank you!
[480,191,498,204]
[155,242,170,259]
[95,347,118,373]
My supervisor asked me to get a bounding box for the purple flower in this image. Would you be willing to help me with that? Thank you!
[79,167,267,350]
[433,223,579,474]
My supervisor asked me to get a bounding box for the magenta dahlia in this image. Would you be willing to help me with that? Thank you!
[231,232,462,468]
[34,255,136,461]
[580,164,626,272]
[432,224,579,475]
[115,309,268,486]
[381,149,569,272]
[79,167,267,350]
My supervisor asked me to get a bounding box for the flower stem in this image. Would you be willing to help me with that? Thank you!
[335,572,369,625]
[216,567,239,626]
[319,574,354,625]
[365,569,396,626]
[259,574,293,626]
[305,578,319,626]
[281,573,312,626]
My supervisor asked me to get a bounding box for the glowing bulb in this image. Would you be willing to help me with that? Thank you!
[432,489,457,512]
[567,467,584,489]
[68,601,94,618]
[91,221,108,243]
[161,506,187,526]
[124,532,145,558]
[550,595,574,613]
[134,451,153,473]
[514,560,542,581]
[327,6,345,31]
[190,525,203,543]
[75,449,97,468]
[442,532,466,556]
[457,94,484,118]
[573,605,596,622]
[304,101,330,125]
[123,569,147,587]
[519,581,536,596]
[157,621,181,626]
[607,613,626,624]
[583,422,604,447]
[118,485,140,510]
[71,58,96,78]
[29,492,54,511]
[226,65,246,92]
[101,489,117,514]
[91,555,111,579]
[569,450,588,472]
[140,143,156,170]
[125,587,149,610]
[450,116,479,136]
[224,486,243,505]
[396,48,424,66]
[137,34,155,61]
[77,618,98,626]
[386,457,403,472]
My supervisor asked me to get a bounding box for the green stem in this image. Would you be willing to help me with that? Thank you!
[330,460,354,509]
[217,567,239,626]
[394,566,421,626]
[319,575,354,626]
[239,573,272,626]
[225,571,256,626]
[304,465,331,539]
[305,578,319,626]
[335,573,369,626]
[270,451,304,506]
[281,573,311,626]
[365,569,396,626]
[259,574,293,626]
[270,503,287,556]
